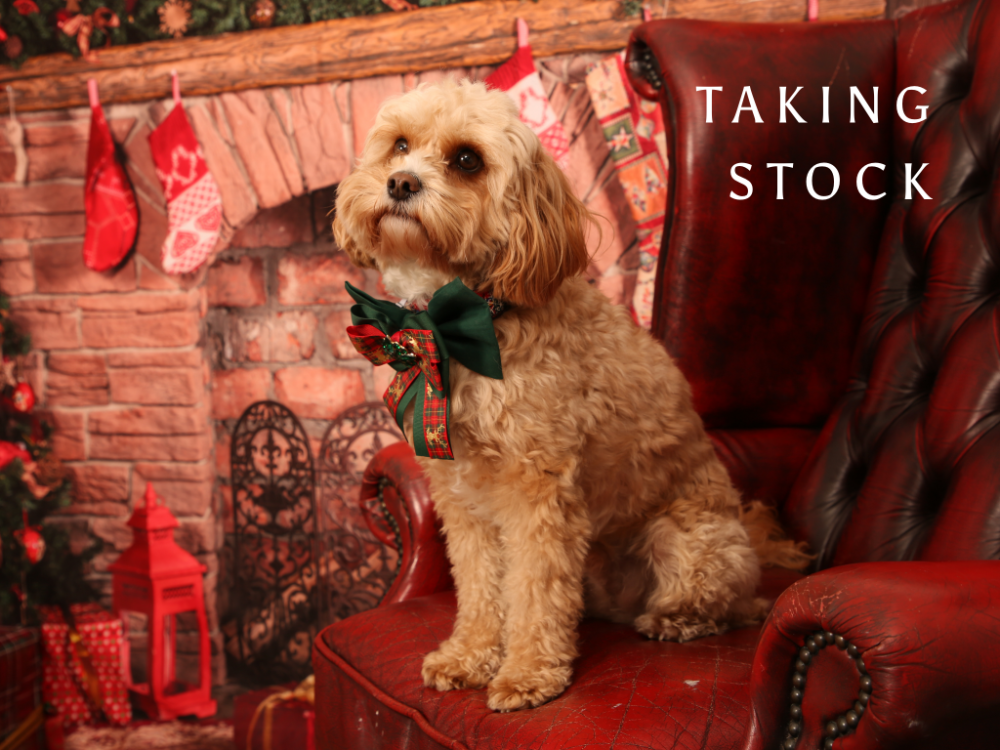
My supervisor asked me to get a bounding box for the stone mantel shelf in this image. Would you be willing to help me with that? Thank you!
[0,0,882,113]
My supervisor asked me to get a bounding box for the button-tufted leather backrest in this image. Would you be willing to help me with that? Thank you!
[785,0,1000,567]
[627,16,895,508]
[629,0,1000,567]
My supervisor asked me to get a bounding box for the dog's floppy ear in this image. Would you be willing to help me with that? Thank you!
[332,176,377,269]
[490,143,592,308]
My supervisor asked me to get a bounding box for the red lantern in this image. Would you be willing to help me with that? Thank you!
[109,483,216,719]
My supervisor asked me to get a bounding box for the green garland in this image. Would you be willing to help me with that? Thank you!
[0,0,483,67]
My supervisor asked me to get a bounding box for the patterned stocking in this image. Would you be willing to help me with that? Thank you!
[586,52,669,329]
[485,19,570,170]
[148,72,223,275]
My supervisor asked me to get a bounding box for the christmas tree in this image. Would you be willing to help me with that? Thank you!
[0,292,98,626]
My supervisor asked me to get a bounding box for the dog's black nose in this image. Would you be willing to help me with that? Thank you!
[387,171,421,202]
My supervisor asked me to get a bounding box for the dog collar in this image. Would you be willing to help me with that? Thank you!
[475,289,507,319]
[398,288,507,320]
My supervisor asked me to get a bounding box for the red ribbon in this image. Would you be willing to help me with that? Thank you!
[347,323,453,459]
[58,7,119,61]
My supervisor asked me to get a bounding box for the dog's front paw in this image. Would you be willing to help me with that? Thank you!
[634,612,723,642]
[422,640,501,692]
[486,665,571,712]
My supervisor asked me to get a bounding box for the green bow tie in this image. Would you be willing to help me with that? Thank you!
[345,278,504,459]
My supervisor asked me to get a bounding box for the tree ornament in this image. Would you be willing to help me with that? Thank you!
[64,0,81,12]
[9,382,36,413]
[0,440,48,498]
[249,0,276,28]
[4,34,23,59]
[158,0,191,39]
[14,510,46,565]
[0,439,30,470]
[33,453,66,489]
[58,7,121,61]
[13,0,39,14]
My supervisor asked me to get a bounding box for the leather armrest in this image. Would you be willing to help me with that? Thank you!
[741,561,1000,750]
[359,442,452,606]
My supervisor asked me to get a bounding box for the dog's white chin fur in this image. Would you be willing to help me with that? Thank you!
[377,215,453,306]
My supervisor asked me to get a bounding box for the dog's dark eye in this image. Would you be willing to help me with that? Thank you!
[454,149,482,173]
[394,138,408,155]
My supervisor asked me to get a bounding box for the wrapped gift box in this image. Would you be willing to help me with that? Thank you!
[234,682,315,750]
[0,626,43,750]
[40,604,131,728]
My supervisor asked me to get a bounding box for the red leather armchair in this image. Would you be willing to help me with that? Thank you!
[313,1,1000,747]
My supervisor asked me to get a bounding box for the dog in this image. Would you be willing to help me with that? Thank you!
[333,80,810,712]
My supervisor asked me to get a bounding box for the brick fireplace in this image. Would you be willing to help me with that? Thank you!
[0,56,638,684]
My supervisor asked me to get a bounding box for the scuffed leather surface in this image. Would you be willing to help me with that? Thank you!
[742,561,1000,750]
[315,570,801,750]
[361,442,452,604]
[628,19,890,431]
[784,0,1000,567]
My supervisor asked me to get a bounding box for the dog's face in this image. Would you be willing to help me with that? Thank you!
[333,80,591,308]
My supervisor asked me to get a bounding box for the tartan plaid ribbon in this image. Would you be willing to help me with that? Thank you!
[345,278,504,460]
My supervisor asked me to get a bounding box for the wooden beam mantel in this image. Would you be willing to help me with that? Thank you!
[0,0,883,113]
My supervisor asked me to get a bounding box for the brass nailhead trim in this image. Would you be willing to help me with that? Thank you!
[781,631,871,750]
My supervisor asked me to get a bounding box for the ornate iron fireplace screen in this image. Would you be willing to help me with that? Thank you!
[227,400,403,684]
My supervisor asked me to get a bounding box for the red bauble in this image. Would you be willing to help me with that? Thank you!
[4,35,23,59]
[14,511,46,565]
[10,382,36,413]
[248,0,275,28]
[20,527,45,564]
[14,0,40,14]
[0,440,31,470]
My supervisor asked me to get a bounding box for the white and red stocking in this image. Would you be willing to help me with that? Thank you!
[485,19,570,170]
[83,79,138,272]
[148,72,223,275]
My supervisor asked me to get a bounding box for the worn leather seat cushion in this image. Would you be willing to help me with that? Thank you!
[314,570,801,750]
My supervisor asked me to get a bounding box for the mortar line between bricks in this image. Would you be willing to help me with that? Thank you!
[41,345,205,355]
[205,97,260,211]
[268,88,306,180]
[11,288,201,300]
[0,177,85,188]
[0,236,85,244]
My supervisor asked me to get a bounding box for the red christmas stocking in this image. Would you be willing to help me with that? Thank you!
[485,19,570,170]
[148,72,223,275]
[83,79,138,272]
